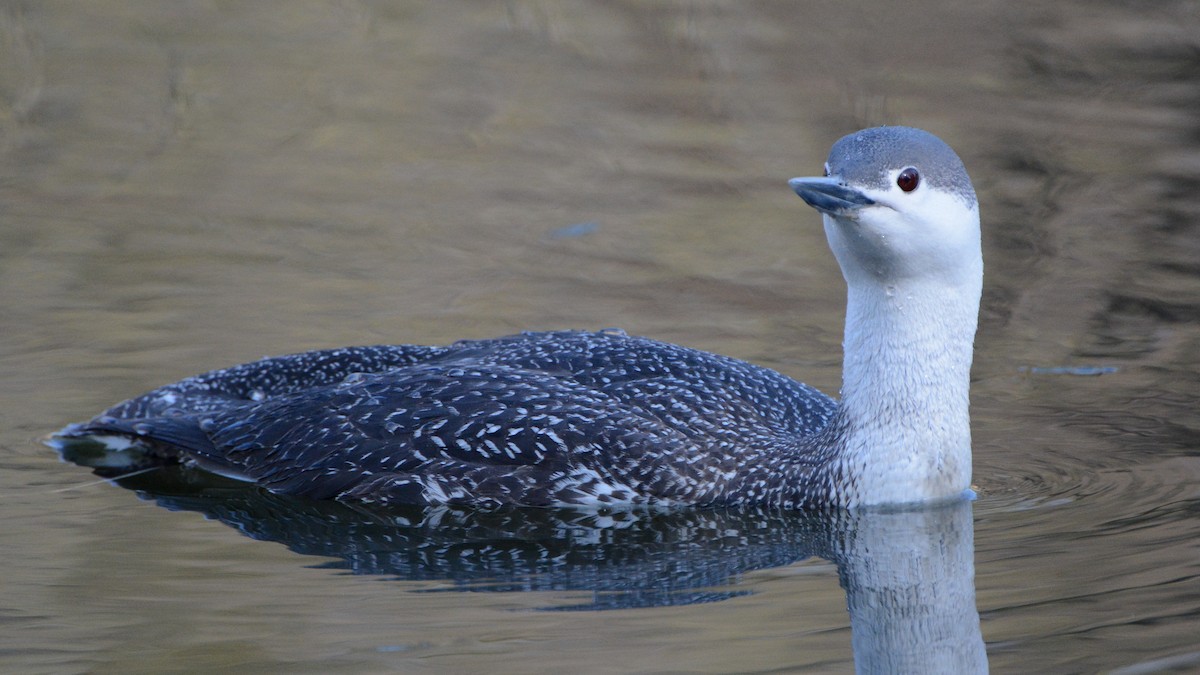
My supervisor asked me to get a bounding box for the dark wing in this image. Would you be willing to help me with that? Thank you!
[82,363,693,505]
[62,331,838,507]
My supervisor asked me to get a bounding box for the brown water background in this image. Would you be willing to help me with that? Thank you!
[2,1,1199,672]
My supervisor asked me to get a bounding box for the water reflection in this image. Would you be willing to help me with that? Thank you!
[98,467,986,671]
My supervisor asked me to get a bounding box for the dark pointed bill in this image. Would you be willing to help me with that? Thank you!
[788,177,875,216]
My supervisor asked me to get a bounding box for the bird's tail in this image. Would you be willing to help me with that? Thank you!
[48,416,215,473]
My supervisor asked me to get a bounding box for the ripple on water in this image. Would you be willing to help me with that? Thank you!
[976,449,1200,519]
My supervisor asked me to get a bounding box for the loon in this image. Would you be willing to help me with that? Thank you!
[54,126,982,510]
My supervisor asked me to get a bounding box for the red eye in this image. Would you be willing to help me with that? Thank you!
[897,167,920,192]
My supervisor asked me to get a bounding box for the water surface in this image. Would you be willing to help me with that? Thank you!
[3,1,1199,672]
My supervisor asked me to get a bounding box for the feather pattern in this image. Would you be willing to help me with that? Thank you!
[64,330,840,508]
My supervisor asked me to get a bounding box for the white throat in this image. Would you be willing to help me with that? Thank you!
[826,207,982,506]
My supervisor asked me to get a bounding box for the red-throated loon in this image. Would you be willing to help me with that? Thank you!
[53,127,982,510]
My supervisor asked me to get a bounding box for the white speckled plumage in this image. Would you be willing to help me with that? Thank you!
[56,127,982,510]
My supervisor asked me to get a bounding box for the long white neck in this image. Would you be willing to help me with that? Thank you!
[831,268,981,506]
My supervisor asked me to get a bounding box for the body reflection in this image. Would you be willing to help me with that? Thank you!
[107,468,986,670]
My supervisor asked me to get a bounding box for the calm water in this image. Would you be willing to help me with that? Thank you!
[3,1,1199,673]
